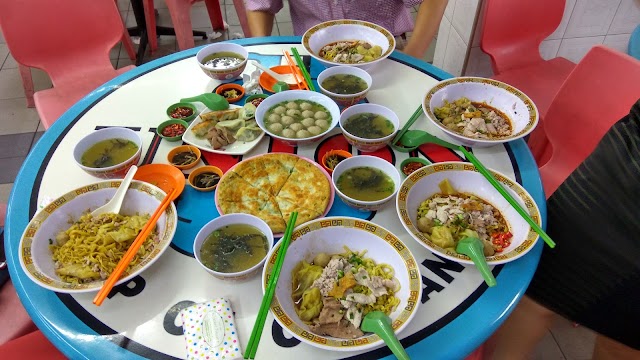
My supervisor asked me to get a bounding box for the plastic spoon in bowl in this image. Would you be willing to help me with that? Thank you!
[91,165,138,217]
[252,61,301,85]
[456,237,497,287]
[361,311,410,360]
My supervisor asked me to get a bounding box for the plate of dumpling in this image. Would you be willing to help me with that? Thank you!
[182,102,265,155]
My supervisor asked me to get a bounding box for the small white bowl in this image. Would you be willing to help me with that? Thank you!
[255,90,340,147]
[423,77,539,148]
[339,103,399,152]
[332,155,401,211]
[196,43,249,82]
[317,66,372,107]
[193,213,274,281]
[73,127,142,179]
[302,19,395,70]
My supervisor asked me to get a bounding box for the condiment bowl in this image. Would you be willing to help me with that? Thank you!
[244,93,268,108]
[396,161,541,265]
[423,77,539,148]
[317,66,372,107]
[255,90,340,147]
[73,127,142,179]
[215,83,245,103]
[194,213,274,281]
[339,103,399,152]
[399,157,430,178]
[331,155,401,211]
[157,119,189,142]
[196,43,248,82]
[302,19,395,71]
[166,102,197,122]
[261,216,421,351]
[188,165,224,192]
[320,149,352,174]
[167,145,201,170]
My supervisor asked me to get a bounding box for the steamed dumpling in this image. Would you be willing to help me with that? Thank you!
[216,118,245,132]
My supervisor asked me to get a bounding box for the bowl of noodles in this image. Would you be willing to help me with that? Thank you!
[18,180,178,293]
[396,162,541,265]
[261,216,421,351]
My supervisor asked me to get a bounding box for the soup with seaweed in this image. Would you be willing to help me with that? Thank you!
[343,112,395,139]
[199,224,269,273]
[81,138,138,168]
[202,51,245,69]
[336,166,395,201]
[321,74,368,95]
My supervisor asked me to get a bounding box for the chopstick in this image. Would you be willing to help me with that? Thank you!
[460,149,556,248]
[282,50,308,90]
[93,187,178,306]
[390,105,423,152]
[290,47,316,92]
[244,211,298,359]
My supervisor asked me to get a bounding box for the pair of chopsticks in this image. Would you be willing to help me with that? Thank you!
[93,187,178,306]
[244,211,298,359]
[282,50,309,91]
[290,47,316,92]
[390,106,423,152]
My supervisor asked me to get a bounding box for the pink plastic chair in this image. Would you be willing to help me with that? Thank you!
[0,0,136,129]
[143,0,251,52]
[539,45,640,197]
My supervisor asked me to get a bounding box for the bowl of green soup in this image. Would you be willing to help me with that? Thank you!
[196,43,248,82]
[193,213,274,281]
[339,103,399,152]
[73,127,142,179]
[332,155,401,211]
[317,66,372,107]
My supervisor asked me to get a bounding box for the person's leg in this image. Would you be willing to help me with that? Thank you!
[486,296,557,360]
[592,334,640,360]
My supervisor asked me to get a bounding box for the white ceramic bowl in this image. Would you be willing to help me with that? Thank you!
[196,43,249,82]
[261,216,421,351]
[339,103,399,152]
[302,20,395,70]
[255,90,340,147]
[193,213,274,281]
[423,77,539,148]
[73,127,142,179]
[19,180,178,293]
[317,66,372,107]
[396,161,541,265]
[332,155,401,211]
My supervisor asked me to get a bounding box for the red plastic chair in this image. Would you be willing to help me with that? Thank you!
[0,0,136,129]
[143,0,251,52]
[539,45,640,197]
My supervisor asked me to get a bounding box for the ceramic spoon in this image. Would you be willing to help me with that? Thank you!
[180,93,229,111]
[361,311,410,360]
[252,61,301,85]
[456,237,497,287]
[91,165,138,217]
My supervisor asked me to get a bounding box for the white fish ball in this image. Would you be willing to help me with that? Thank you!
[274,106,286,114]
[300,102,313,110]
[286,109,301,117]
[301,118,316,127]
[286,101,299,109]
[307,126,322,135]
[314,111,328,119]
[282,129,296,138]
[302,110,315,118]
[268,113,281,122]
[269,123,284,133]
[315,119,329,128]
[296,130,311,138]
[289,123,303,132]
[281,116,295,125]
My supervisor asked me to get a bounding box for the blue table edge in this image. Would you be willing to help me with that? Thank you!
[5,36,547,360]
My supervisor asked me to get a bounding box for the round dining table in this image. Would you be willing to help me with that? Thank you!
[5,36,546,360]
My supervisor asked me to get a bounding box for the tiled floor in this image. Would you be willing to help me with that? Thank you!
[0,1,596,359]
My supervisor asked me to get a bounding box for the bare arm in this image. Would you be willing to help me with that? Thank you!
[403,0,448,58]
[247,10,276,37]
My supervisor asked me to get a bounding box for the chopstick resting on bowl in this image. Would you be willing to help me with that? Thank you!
[390,106,423,153]
[290,48,316,92]
[93,187,178,306]
[282,50,308,90]
[244,212,298,359]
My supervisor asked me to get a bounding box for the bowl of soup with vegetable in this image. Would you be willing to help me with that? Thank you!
[339,103,399,152]
[193,213,274,280]
[331,155,401,211]
[317,66,372,107]
[73,127,142,179]
[196,43,248,82]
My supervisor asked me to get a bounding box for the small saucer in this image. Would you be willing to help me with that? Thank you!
[259,65,304,92]
[215,83,245,103]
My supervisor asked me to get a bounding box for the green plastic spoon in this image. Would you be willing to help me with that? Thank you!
[180,93,229,111]
[361,311,410,360]
[456,237,497,287]
[399,129,460,151]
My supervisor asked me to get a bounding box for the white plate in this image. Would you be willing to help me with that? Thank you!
[182,105,265,155]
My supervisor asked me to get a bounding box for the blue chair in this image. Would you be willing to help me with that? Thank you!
[629,24,640,60]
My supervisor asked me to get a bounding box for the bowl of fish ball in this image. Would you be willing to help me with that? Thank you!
[193,213,274,281]
[73,127,142,179]
[167,145,201,170]
[339,103,399,152]
[332,155,401,212]
[255,90,340,147]
[166,102,197,122]
[396,161,541,265]
[423,77,539,148]
[302,19,395,70]
[196,43,248,82]
[317,66,372,107]
[261,216,421,351]
[188,165,224,192]
[157,119,189,142]
[18,180,178,293]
